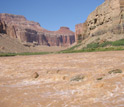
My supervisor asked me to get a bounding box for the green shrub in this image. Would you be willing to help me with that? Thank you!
[0,53,16,57]
[87,43,99,48]
[99,41,112,47]
[17,52,50,55]
[87,39,124,49]
[0,52,51,57]
[112,39,124,46]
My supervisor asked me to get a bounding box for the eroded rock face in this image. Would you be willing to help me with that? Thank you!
[75,22,87,42]
[87,0,122,36]
[75,0,124,42]
[0,13,75,47]
[0,20,6,33]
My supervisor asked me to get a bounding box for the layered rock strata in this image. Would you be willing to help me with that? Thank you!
[0,13,75,47]
[75,0,124,42]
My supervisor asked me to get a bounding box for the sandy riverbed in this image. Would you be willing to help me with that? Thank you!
[0,51,124,107]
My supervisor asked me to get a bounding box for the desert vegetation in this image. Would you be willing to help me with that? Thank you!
[60,39,124,53]
[0,52,51,57]
[1,39,124,57]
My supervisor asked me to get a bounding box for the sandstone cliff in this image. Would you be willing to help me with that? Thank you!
[75,0,124,45]
[75,22,87,42]
[0,13,75,47]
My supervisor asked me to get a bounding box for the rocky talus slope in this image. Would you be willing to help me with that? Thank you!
[0,13,75,49]
[75,0,124,47]
[0,34,66,53]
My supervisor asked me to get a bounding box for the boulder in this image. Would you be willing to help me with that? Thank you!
[70,74,85,82]
[108,69,123,74]
[32,72,39,78]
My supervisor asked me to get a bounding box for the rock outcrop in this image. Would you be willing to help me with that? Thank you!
[0,13,75,47]
[75,22,87,42]
[75,0,124,43]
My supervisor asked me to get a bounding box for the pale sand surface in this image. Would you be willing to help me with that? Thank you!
[0,51,124,107]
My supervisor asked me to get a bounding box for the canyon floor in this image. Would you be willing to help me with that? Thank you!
[0,51,124,107]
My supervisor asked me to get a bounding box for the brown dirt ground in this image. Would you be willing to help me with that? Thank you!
[0,51,124,107]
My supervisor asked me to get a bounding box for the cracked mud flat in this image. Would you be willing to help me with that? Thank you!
[0,51,124,107]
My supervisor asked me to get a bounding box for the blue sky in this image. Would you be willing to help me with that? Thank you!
[0,0,104,31]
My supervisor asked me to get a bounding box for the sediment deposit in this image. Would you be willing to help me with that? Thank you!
[0,51,124,106]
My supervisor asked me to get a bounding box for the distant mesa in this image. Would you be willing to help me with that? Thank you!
[0,13,75,47]
[55,27,74,35]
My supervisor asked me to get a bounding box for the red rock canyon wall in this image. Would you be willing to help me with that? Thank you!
[0,13,75,47]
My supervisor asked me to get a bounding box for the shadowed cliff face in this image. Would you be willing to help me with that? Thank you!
[75,0,124,43]
[0,13,75,47]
